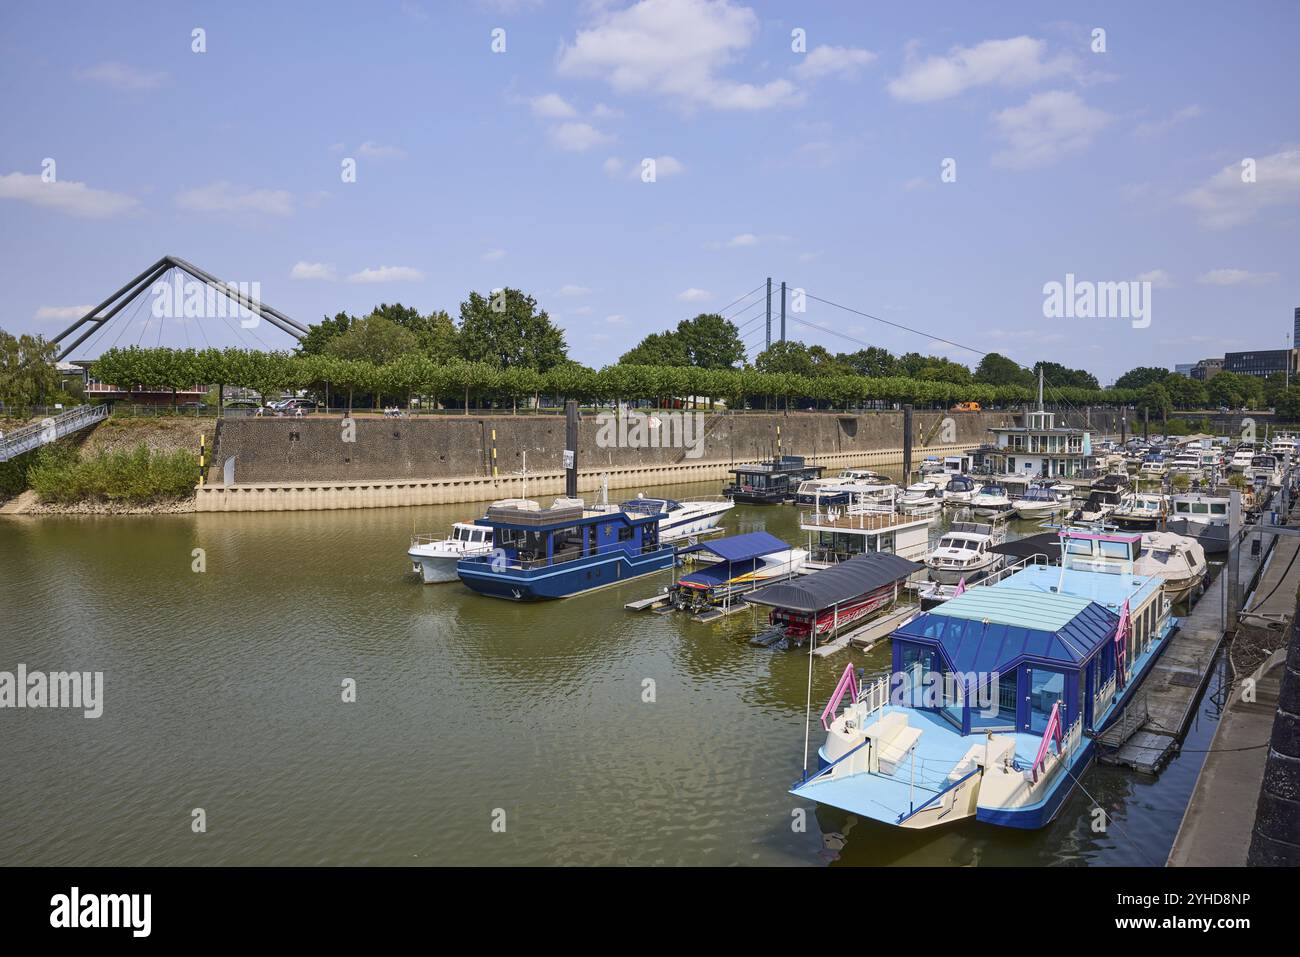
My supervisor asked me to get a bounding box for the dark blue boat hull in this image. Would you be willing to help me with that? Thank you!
[458,548,676,600]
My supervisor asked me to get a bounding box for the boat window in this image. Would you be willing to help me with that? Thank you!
[618,524,635,542]
[1099,540,1132,560]
[1193,503,1209,515]
[1211,504,1226,515]
[1065,539,1093,555]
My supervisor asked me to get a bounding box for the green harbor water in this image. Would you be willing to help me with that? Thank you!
[0,478,1225,866]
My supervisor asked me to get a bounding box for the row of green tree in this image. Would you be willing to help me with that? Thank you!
[0,330,59,411]
[89,344,1150,411]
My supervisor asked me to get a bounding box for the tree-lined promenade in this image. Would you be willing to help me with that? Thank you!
[5,287,1299,416]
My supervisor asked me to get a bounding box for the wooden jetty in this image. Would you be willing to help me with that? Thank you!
[809,606,917,658]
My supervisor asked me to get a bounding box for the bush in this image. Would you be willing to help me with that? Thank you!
[27,443,197,504]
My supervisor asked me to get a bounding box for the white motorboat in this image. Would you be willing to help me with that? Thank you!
[618,495,734,543]
[941,475,981,505]
[1228,446,1256,472]
[1247,454,1282,489]
[1010,484,1069,519]
[1110,492,1166,531]
[409,521,494,583]
[924,521,1003,584]
[899,481,942,515]
[968,483,1014,518]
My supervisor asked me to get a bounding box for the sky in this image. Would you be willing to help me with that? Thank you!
[1,0,1297,385]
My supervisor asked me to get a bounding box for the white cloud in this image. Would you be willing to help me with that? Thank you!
[76,62,166,91]
[726,233,759,247]
[888,36,1076,103]
[358,141,407,159]
[548,121,615,152]
[531,93,578,119]
[798,251,821,262]
[1136,269,1174,288]
[1181,148,1300,229]
[557,0,802,111]
[1134,105,1202,138]
[641,155,685,178]
[591,103,624,119]
[175,181,295,217]
[602,157,626,177]
[290,261,336,281]
[571,306,594,315]
[558,284,592,296]
[482,248,507,262]
[902,176,930,191]
[677,287,712,302]
[794,45,877,80]
[347,265,425,283]
[1195,268,1279,286]
[605,314,626,324]
[991,91,1111,169]
[0,171,138,218]
[34,305,93,321]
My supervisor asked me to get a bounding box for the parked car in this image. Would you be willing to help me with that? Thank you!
[278,399,317,415]
[222,399,262,418]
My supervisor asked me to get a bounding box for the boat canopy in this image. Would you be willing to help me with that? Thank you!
[989,532,1061,563]
[893,586,1120,673]
[745,553,921,612]
[678,530,788,563]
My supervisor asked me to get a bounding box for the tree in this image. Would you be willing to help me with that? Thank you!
[755,341,816,376]
[839,347,896,378]
[1137,382,1171,417]
[1275,385,1300,420]
[0,330,58,410]
[974,353,1033,387]
[297,312,354,356]
[619,331,690,366]
[1114,366,1171,391]
[673,313,746,369]
[1162,373,1207,410]
[324,314,419,366]
[458,288,568,371]
[1034,360,1099,391]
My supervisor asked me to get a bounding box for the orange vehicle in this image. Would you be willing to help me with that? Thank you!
[951,401,981,412]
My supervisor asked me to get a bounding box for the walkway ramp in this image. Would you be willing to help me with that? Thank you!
[0,405,108,462]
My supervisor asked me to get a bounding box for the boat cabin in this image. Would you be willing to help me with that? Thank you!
[725,456,825,504]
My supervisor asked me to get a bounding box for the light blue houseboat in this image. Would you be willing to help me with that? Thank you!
[791,536,1176,830]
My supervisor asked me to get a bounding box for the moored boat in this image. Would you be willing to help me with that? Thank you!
[670,531,807,615]
[924,521,1002,584]
[409,521,493,583]
[618,494,733,542]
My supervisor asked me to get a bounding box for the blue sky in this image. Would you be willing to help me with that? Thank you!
[1,0,1297,383]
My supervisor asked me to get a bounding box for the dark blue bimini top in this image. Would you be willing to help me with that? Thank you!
[678,531,789,564]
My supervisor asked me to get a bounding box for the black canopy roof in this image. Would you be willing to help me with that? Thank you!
[745,552,922,612]
[989,532,1061,564]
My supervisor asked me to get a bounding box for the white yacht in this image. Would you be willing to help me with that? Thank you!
[409,521,494,583]
[899,481,943,516]
[924,521,1003,584]
[1168,451,1202,475]
[1247,454,1282,489]
[1166,491,1233,554]
[1010,484,1069,519]
[1269,434,1297,462]
[941,475,982,506]
[618,495,734,542]
[1228,445,1256,472]
[968,483,1014,518]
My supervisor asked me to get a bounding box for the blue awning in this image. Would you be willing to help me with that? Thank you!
[678,530,789,563]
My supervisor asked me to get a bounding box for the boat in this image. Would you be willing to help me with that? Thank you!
[794,477,855,506]
[968,484,1014,518]
[617,494,733,543]
[1247,453,1282,489]
[724,456,825,504]
[1167,451,1203,476]
[669,531,807,615]
[1010,484,1069,519]
[799,501,934,568]
[941,475,981,506]
[456,497,674,600]
[899,482,943,515]
[1137,531,1207,601]
[409,521,494,583]
[1137,452,1167,479]
[746,553,922,649]
[1228,445,1256,472]
[918,456,945,477]
[1070,474,1128,523]
[1109,491,1166,531]
[924,521,1003,585]
[791,555,1176,830]
[1269,434,1297,463]
[1166,490,1233,554]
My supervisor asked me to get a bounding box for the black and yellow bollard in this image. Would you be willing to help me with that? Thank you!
[197,434,206,486]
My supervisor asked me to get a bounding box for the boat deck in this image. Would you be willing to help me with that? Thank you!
[793,707,1043,825]
[800,510,932,532]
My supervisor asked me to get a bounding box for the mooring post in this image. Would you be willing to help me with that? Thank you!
[780,281,787,342]
[902,404,914,478]
[1247,599,1300,865]
[565,399,578,500]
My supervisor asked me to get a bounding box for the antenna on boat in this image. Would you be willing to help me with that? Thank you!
[1037,366,1045,412]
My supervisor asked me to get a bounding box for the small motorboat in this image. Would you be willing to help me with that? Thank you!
[409,521,494,583]
[968,484,1014,518]
[1011,484,1068,519]
[941,475,982,506]
[899,481,942,515]
[924,521,1002,584]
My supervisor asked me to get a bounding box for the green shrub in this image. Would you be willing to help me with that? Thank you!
[28,443,196,504]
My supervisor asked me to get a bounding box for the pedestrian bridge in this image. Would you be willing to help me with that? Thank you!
[0,404,108,462]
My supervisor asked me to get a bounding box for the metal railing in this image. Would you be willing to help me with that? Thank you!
[0,404,109,462]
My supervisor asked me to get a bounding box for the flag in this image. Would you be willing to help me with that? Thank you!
[1114,599,1130,689]
[953,577,967,597]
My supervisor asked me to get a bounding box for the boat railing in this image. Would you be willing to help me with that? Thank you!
[820,663,860,730]
[463,537,667,571]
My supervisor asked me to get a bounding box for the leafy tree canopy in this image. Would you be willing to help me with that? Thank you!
[458,288,568,371]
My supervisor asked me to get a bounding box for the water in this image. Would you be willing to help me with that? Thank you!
[0,479,1225,865]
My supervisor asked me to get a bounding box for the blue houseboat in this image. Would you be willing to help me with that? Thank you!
[791,538,1176,830]
[724,456,825,504]
[457,499,675,600]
